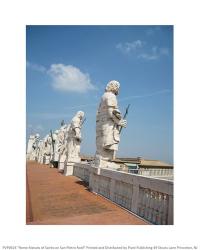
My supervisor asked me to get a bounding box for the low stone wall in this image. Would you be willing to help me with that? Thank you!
[73,163,173,225]
[138,168,173,177]
[73,162,90,183]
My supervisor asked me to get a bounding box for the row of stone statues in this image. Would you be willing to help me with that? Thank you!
[27,80,127,173]
[27,111,85,175]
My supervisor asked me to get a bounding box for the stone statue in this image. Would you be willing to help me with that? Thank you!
[64,111,84,176]
[60,119,65,127]
[36,139,43,162]
[57,122,70,171]
[27,135,35,160]
[38,139,45,164]
[50,129,60,167]
[94,80,127,169]
[27,133,40,160]
[43,134,52,164]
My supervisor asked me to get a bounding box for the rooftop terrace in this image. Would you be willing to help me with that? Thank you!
[26,161,149,225]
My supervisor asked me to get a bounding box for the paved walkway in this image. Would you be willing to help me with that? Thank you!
[26,161,149,225]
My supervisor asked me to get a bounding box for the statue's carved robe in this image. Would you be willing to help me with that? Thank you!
[58,125,70,170]
[57,124,69,155]
[96,91,120,160]
[44,136,52,156]
[30,135,40,160]
[52,132,59,161]
[66,116,82,163]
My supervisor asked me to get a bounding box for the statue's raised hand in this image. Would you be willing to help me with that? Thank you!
[118,119,127,128]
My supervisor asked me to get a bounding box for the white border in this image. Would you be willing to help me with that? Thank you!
[1,0,200,246]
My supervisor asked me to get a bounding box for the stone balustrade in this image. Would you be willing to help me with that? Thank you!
[137,168,173,178]
[73,163,90,183]
[73,162,173,225]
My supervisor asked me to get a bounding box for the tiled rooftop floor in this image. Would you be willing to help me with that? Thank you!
[26,161,149,225]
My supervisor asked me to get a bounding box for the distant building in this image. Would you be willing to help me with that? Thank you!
[81,155,173,180]
[114,157,173,180]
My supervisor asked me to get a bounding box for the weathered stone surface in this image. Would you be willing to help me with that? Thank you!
[27,135,35,160]
[74,162,173,225]
[52,130,59,162]
[43,134,52,164]
[94,80,127,169]
[58,123,70,170]
[63,111,84,176]
[26,134,40,160]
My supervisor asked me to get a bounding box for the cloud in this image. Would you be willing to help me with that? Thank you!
[116,40,145,54]
[145,26,161,36]
[138,47,169,61]
[27,61,96,93]
[116,40,169,61]
[159,48,170,55]
[26,61,46,73]
[48,64,96,93]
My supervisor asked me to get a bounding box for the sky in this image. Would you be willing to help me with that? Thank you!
[26,25,173,164]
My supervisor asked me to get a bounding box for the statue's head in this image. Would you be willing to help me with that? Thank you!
[77,111,84,119]
[35,133,40,138]
[54,130,59,134]
[105,80,120,95]
[61,120,65,126]
[47,136,52,143]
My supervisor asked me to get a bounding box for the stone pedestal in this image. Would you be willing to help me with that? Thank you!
[44,156,50,165]
[92,157,120,172]
[58,162,65,171]
[58,155,66,171]
[53,152,59,162]
[29,155,35,161]
[63,162,75,176]
[64,155,81,176]
[50,162,54,168]
[26,153,31,160]
[39,156,45,164]
[38,156,43,164]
